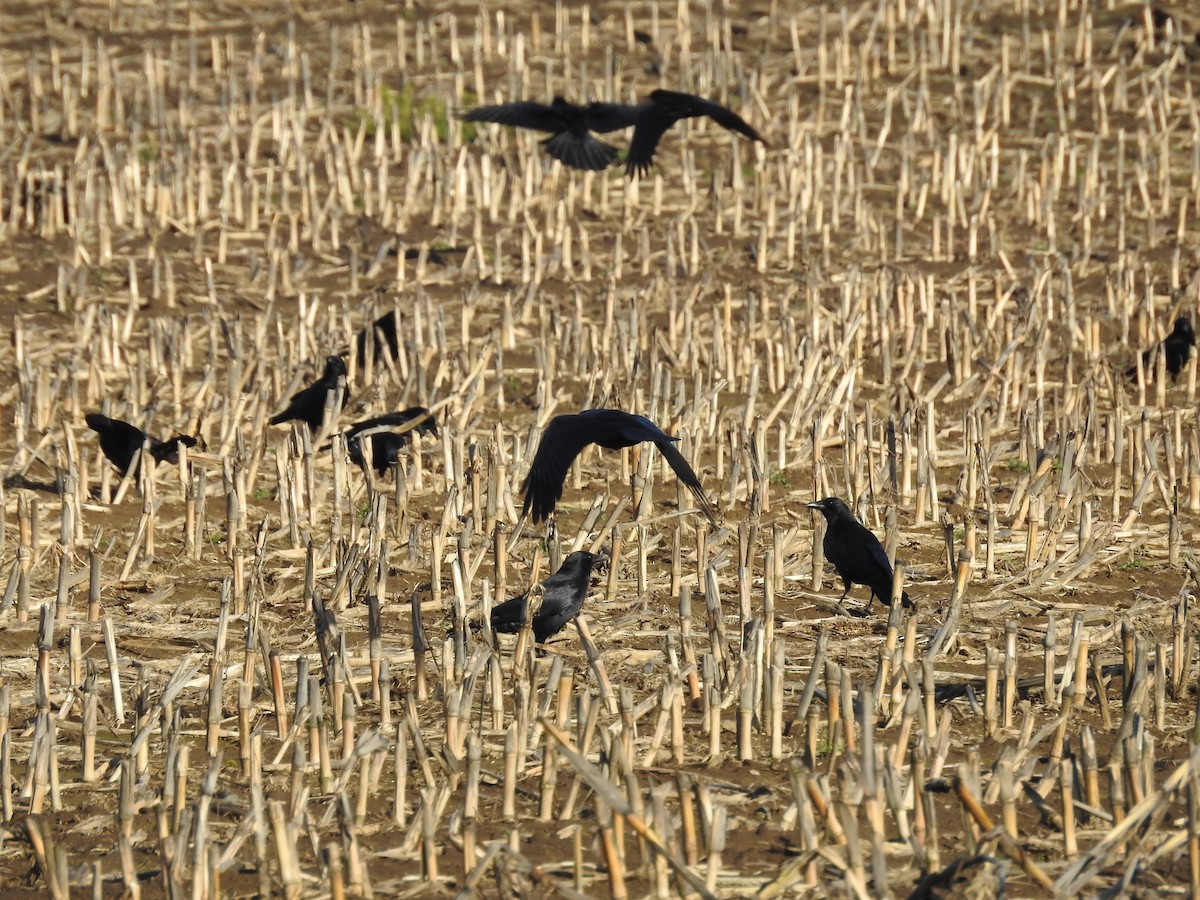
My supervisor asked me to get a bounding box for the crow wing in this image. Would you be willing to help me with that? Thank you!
[584,102,643,133]
[864,530,894,576]
[851,524,899,600]
[460,101,563,133]
[625,103,678,176]
[521,415,600,523]
[269,381,328,428]
[653,438,719,525]
[489,593,529,634]
[628,90,762,176]
[85,413,141,442]
[687,95,764,143]
[345,409,432,439]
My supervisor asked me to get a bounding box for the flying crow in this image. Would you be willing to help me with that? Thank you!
[521,409,718,525]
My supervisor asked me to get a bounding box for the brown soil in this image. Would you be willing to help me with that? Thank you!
[1,0,1200,897]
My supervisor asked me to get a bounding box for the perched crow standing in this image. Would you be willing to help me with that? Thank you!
[269,356,348,434]
[490,551,604,645]
[460,97,642,171]
[85,413,198,476]
[1127,316,1195,381]
[340,408,438,475]
[625,89,765,177]
[520,409,718,525]
[807,497,912,609]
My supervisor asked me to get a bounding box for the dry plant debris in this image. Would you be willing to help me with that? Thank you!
[2,0,1200,896]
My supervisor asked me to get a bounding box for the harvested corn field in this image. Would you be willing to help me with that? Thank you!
[1,0,1200,897]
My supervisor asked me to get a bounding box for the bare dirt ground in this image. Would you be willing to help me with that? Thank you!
[1,0,1200,896]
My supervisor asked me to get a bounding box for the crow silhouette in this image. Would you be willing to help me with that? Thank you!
[355,311,399,366]
[85,413,198,476]
[521,409,717,525]
[906,853,1007,900]
[461,97,641,171]
[269,356,348,434]
[808,497,912,609]
[489,551,604,645]
[1127,316,1195,382]
[339,408,438,475]
[625,89,764,177]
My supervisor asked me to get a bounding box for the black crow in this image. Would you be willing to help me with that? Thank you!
[625,89,764,177]
[1127,316,1195,381]
[355,311,399,366]
[520,409,718,525]
[85,413,198,476]
[807,497,911,609]
[460,97,642,171]
[490,550,603,645]
[269,356,348,434]
[340,408,438,475]
[906,854,1007,900]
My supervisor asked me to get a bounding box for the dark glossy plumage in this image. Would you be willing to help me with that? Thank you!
[906,854,1007,900]
[1127,316,1195,381]
[490,551,602,644]
[355,311,399,366]
[808,497,911,609]
[269,356,349,434]
[342,408,438,475]
[521,409,718,525]
[461,97,642,171]
[85,413,198,476]
[625,89,764,177]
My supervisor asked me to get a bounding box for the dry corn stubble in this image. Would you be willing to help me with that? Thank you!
[2,0,1200,896]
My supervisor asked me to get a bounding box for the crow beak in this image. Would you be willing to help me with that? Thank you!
[806,501,823,510]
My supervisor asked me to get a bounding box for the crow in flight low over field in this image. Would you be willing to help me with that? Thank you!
[520,409,718,525]
[807,497,912,610]
[489,550,605,645]
[269,356,348,434]
[1127,316,1195,382]
[461,90,764,176]
[339,408,437,475]
[85,413,198,476]
[460,97,641,171]
[624,89,765,177]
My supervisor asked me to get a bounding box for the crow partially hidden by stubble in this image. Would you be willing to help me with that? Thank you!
[85,413,198,476]
[269,356,348,434]
[906,853,1007,900]
[460,97,642,171]
[807,497,912,610]
[355,311,399,366]
[624,89,765,177]
[1127,316,1195,382]
[339,408,438,475]
[520,409,718,525]
[489,550,604,646]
